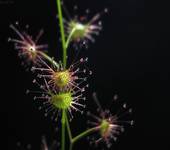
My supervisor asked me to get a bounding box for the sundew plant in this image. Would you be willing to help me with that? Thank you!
[9,0,133,150]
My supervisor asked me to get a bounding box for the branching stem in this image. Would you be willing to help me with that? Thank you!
[65,28,76,49]
[68,126,99,150]
[56,1,98,150]
[72,127,98,144]
[38,51,59,68]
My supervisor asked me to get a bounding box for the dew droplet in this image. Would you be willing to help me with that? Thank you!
[74,5,78,10]
[130,120,134,125]
[26,89,30,94]
[16,142,21,147]
[113,94,118,101]
[26,144,31,149]
[26,24,29,29]
[89,71,93,75]
[129,108,132,113]
[32,79,36,83]
[123,103,127,108]
[98,21,102,26]
[8,37,11,42]
[86,9,90,14]
[104,8,109,13]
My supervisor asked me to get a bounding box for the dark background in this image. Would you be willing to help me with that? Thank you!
[1,0,170,149]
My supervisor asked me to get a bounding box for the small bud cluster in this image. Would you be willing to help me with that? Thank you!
[8,23,48,66]
[87,93,134,148]
[28,57,91,120]
[62,5,108,48]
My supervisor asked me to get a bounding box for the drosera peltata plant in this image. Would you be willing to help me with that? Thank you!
[9,0,133,150]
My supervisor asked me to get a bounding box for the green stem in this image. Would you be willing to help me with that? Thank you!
[56,0,67,69]
[68,127,98,150]
[61,110,66,150]
[69,143,73,150]
[65,113,72,141]
[72,127,98,144]
[38,51,59,68]
[65,27,76,49]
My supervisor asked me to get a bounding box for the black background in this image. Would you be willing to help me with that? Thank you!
[1,0,170,149]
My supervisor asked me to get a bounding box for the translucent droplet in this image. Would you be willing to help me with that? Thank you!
[104,8,109,13]
[89,71,93,75]
[113,94,118,101]
[130,120,134,125]
[123,103,127,108]
[26,144,31,149]
[8,37,11,42]
[16,142,21,147]
[87,111,90,116]
[26,90,30,94]
[32,79,36,83]
[129,108,132,113]
[74,5,78,10]
[98,21,102,26]
[26,24,29,29]
[86,9,90,14]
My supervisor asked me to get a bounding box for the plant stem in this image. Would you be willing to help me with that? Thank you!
[69,143,73,150]
[66,115,99,150]
[65,113,72,141]
[72,127,98,144]
[56,0,67,69]
[38,51,59,68]
[68,127,98,150]
[65,28,76,49]
[61,110,66,150]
